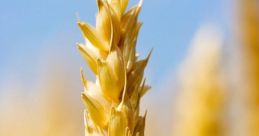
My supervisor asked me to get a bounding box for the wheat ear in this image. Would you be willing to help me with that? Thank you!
[175,26,225,136]
[76,0,151,135]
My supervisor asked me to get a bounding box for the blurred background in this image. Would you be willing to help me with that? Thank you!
[0,0,258,136]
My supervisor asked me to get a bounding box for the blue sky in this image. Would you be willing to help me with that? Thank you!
[0,0,234,89]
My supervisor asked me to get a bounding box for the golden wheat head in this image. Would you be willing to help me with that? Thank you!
[76,0,151,135]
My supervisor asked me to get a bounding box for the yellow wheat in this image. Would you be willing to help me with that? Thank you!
[174,25,225,136]
[239,0,259,135]
[77,0,151,135]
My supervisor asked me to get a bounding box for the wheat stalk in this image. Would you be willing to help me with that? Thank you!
[76,0,151,135]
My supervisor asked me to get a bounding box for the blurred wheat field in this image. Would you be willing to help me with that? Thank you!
[0,0,258,136]
[0,50,84,136]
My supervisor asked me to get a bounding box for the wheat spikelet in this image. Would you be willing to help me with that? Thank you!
[76,0,151,135]
[174,25,225,136]
[239,0,259,135]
